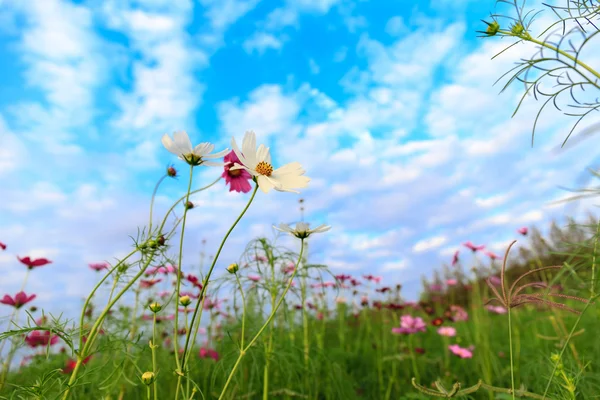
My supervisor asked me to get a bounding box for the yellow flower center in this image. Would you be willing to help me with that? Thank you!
[255,161,273,176]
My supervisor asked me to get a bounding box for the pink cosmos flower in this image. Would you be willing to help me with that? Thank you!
[485,251,501,260]
[489,276,501,286]
[363,274,382,284]
[451,250,459,266]
[140,279,162,288]
[392,315,427,334]
[248,275,261,282]
[25,330,59,348]
[463,241,485,252]
[253,255,268,263]
[485,305,507,314]
[517,226,528,236]
[159,290,171,298]
[448,344,474,358]
[0,241,6,250]
[1,292,36,308]
[335,274,352,282]
[446,279,458,286]
[199,347,219,361]
[18,256,52,269]
[89,262,109,271]
[449,305,469,322]
[437,326,457,337]
[222,150,252,193]
[282,263,295,274]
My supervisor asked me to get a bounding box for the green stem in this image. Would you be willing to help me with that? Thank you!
[218,239,305,400]
[152,314,159,400]
[180,184,259,370]
[508,307,516,400]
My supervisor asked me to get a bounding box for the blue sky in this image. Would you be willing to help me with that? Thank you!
[1,0,600,320]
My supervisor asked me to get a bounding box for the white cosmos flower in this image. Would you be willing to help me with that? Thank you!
[273,222,331,239]
[162,130,229,167]
[230,131,310,194]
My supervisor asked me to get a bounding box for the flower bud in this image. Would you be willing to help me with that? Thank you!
[510,22,524,36]
[141,371,155,385]
[167,166,178,177]
[185,201,194,210]
[149,302,162,313]
[226,263,239,274]
[179,295,192,307]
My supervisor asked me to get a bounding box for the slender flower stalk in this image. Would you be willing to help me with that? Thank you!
[218,240,305,400]
[180,184,260,370]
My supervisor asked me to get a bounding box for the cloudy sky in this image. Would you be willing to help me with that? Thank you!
[1,0,600,320]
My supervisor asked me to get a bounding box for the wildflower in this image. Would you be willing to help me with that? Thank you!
[230,130,310,194]
[140,279,162,288]
[489,275,501,286]
[18,256,52,269]
[89,262,109,271]
[222,150,252,193]
[248,275,261,282]
[0,292,36,308]
[199,347,219,361]
[392,315,427,334]
[446,279,457,286]
[161,130,228,167]
[485,305,507,314]
[0,241,6,250]
[448,344,473,358]
[517,226,528,236]
[447,305,469,322]
[335,274,352,282]
[273,222,331,239]
[451,250,459,266]
[282,263,295,274]
[363,274,382,284]
[24,330,59,347]
[63,355,92,374]
[167,165,178,177]
[141,371,155,385]
[186,274,203,289]
[437,326,456,337]
[431,317,444,326]
[463,241,485,252]
[376,287,391,293]
[485,251,501,261]
[226,263,239,274]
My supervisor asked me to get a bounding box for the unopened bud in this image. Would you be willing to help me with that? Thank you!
[141,371,155,385]
[167,166,177,177]
[185,201,194,210]
[149,302,162,313]
[179,295,192,307]
[510,22,525,36]
[226,263,239,274]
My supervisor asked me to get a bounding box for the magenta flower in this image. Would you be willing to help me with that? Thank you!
[0,292,36,308]
[485,305,507,314]
[248,275,261,282]
[0,241,6,250]
[363,274,382,284]
[463,241,485,252]
[199,347,219,361]
[18,256,52,269]
[392,315,427,334]
[140,279,162,288]
[489,276,501,286]
[222,150,252,193]
[451,250,459,266]
[89,262,109,272]
[485,251,501,260]
[449,305,469,322]
[517,226,528,236]
[437,326,457,337]
[25,330,59,348]
[449,344,474,358]
[446,279,458,286]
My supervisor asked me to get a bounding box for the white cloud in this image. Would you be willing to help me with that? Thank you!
[381,260,408,271]
[309,58,320,74]
[385,16,407,36]
[243,32,284,54]
[412,236,448,253]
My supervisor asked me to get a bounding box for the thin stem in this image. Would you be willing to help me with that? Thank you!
[152,313,158,400]
[148,175,168,234]
[508,306,516,400]
[235,274,247,350]
[181,184,259,370]
[218,239,305,400]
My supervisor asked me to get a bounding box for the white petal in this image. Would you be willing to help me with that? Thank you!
[161,134,179,155]
[193,142,213,156]
[231,137,251,167]
[173,131,193,153]
[311,224,331,233]
[203,148,229,159]
[257,175,275,194]
[201,160,223,167]
[256,144,270,163]
[242,131,257,167]
[273,223,293,233]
